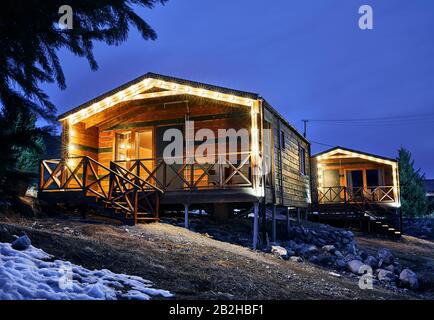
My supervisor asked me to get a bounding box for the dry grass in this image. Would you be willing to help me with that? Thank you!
[0,215,426,300]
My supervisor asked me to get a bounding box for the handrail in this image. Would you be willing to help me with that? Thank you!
[110,161,164,194]
[318,186,395,204]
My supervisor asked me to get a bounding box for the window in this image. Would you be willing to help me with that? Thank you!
[299,145,306,175]
[280,131,285,149]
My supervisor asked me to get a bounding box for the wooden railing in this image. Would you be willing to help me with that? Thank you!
[39,156,162,222]
[318,186,395,204]
[113,152,253,191]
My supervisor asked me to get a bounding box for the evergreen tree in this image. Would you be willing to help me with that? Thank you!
[397,147,428,217]
[0,0,167,120]
[0,1,166,197]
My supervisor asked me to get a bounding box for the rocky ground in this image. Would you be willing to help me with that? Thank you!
[403,217,434,241]
[0,211,432,300]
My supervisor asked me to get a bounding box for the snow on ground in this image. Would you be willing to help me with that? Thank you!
[0,241,173,300]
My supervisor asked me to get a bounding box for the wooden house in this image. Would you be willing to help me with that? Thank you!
[39,72,311,247]
[311,146,402,237]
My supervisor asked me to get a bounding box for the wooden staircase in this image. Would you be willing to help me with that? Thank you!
[311,202,402,239]
[39,156,164,224]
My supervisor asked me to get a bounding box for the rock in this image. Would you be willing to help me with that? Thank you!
[347,260,370,275]
[271,245,288,259]
[300,244,318,257]
[317,254,336,267]
[377,269,396,282]
[289,256,303,263]
[359,250,368,260]
[286,250,295,257]
[399,269,419,290]
[384,264,395,273]
[345,243,357,255]
[308,256,319,264]
[11,235,31,251]
[335,259,347,269]
[364,255,378,268]
[378,248,394,265]
[321,245,336,253]
[334,250,344,258]
[345,253,358,262]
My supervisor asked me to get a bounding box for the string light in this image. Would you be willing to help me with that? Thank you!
[61,77,257,124]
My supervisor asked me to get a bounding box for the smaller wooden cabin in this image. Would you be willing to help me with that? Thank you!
[311,147,402,237]
[39,72,311,246]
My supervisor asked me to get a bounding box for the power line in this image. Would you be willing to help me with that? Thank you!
[306,111,434,123]
[310,140,336,148]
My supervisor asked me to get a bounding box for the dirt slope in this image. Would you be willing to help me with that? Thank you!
[0,217,421,300]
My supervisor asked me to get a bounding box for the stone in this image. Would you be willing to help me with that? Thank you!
[334,250,344,258]
[321,245,336,253]
[377,269,395,282]
[286,250,295,257]
[271,245,288,259]
[300,244,318,257]
[399,269,419,290]
[317,254,336,267]
[11,235,31,251]
[290,256,303,263]
[347,260,370,275]
[384,264,395,273]
[308,256,319,264]
[335,259,347,269]
[363,255,378,268]
[377,248,394,265]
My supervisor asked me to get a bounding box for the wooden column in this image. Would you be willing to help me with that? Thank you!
[272,204,277,243]
[297,207,301,224]
[184,203,189,229]
[286,207,291,236]
[253,202,259,250]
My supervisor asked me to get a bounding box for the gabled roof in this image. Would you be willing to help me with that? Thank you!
[313,146,397,163]
[58,72,260,120]
[57,71,309,144]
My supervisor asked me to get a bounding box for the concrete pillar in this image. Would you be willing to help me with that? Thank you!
[184,204,189,229]
[253,202,259,250]
[272,204,277,243]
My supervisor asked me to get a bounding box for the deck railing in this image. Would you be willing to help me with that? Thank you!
[318,186,395,204]
[39,151,253,194]
[113,151,253,191]
[39,156,162,222]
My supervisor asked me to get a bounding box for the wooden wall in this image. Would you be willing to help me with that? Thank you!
[265,108,311,208]
[69,122,98,159]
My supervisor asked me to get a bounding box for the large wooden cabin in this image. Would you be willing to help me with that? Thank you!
[311,147,402,237]
[39,73,311,246]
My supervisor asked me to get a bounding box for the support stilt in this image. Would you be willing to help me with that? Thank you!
[253,202,259,250]
[286,207,291,236]
[184,203,189,229]
[272,205,277,243]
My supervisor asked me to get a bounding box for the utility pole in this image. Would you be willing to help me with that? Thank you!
[302,120,308,138]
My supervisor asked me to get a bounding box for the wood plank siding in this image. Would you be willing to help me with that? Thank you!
[265,107,311,208]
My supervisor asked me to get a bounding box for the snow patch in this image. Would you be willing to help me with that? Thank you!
[0,242,173,300]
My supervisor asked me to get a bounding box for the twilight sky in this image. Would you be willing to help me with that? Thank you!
[42,0,434,176]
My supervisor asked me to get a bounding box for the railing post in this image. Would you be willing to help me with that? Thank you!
[344,186,347,205]
[39,160,44,191]
[82,157,88,189]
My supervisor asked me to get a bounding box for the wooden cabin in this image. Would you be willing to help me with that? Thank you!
[39,72,311,246]
[311,147,402,237]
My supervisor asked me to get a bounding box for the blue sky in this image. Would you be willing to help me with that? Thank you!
[42,0,434,176]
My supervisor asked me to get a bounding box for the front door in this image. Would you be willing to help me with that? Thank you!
[155,125,184,190]
[346,170,364,200]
